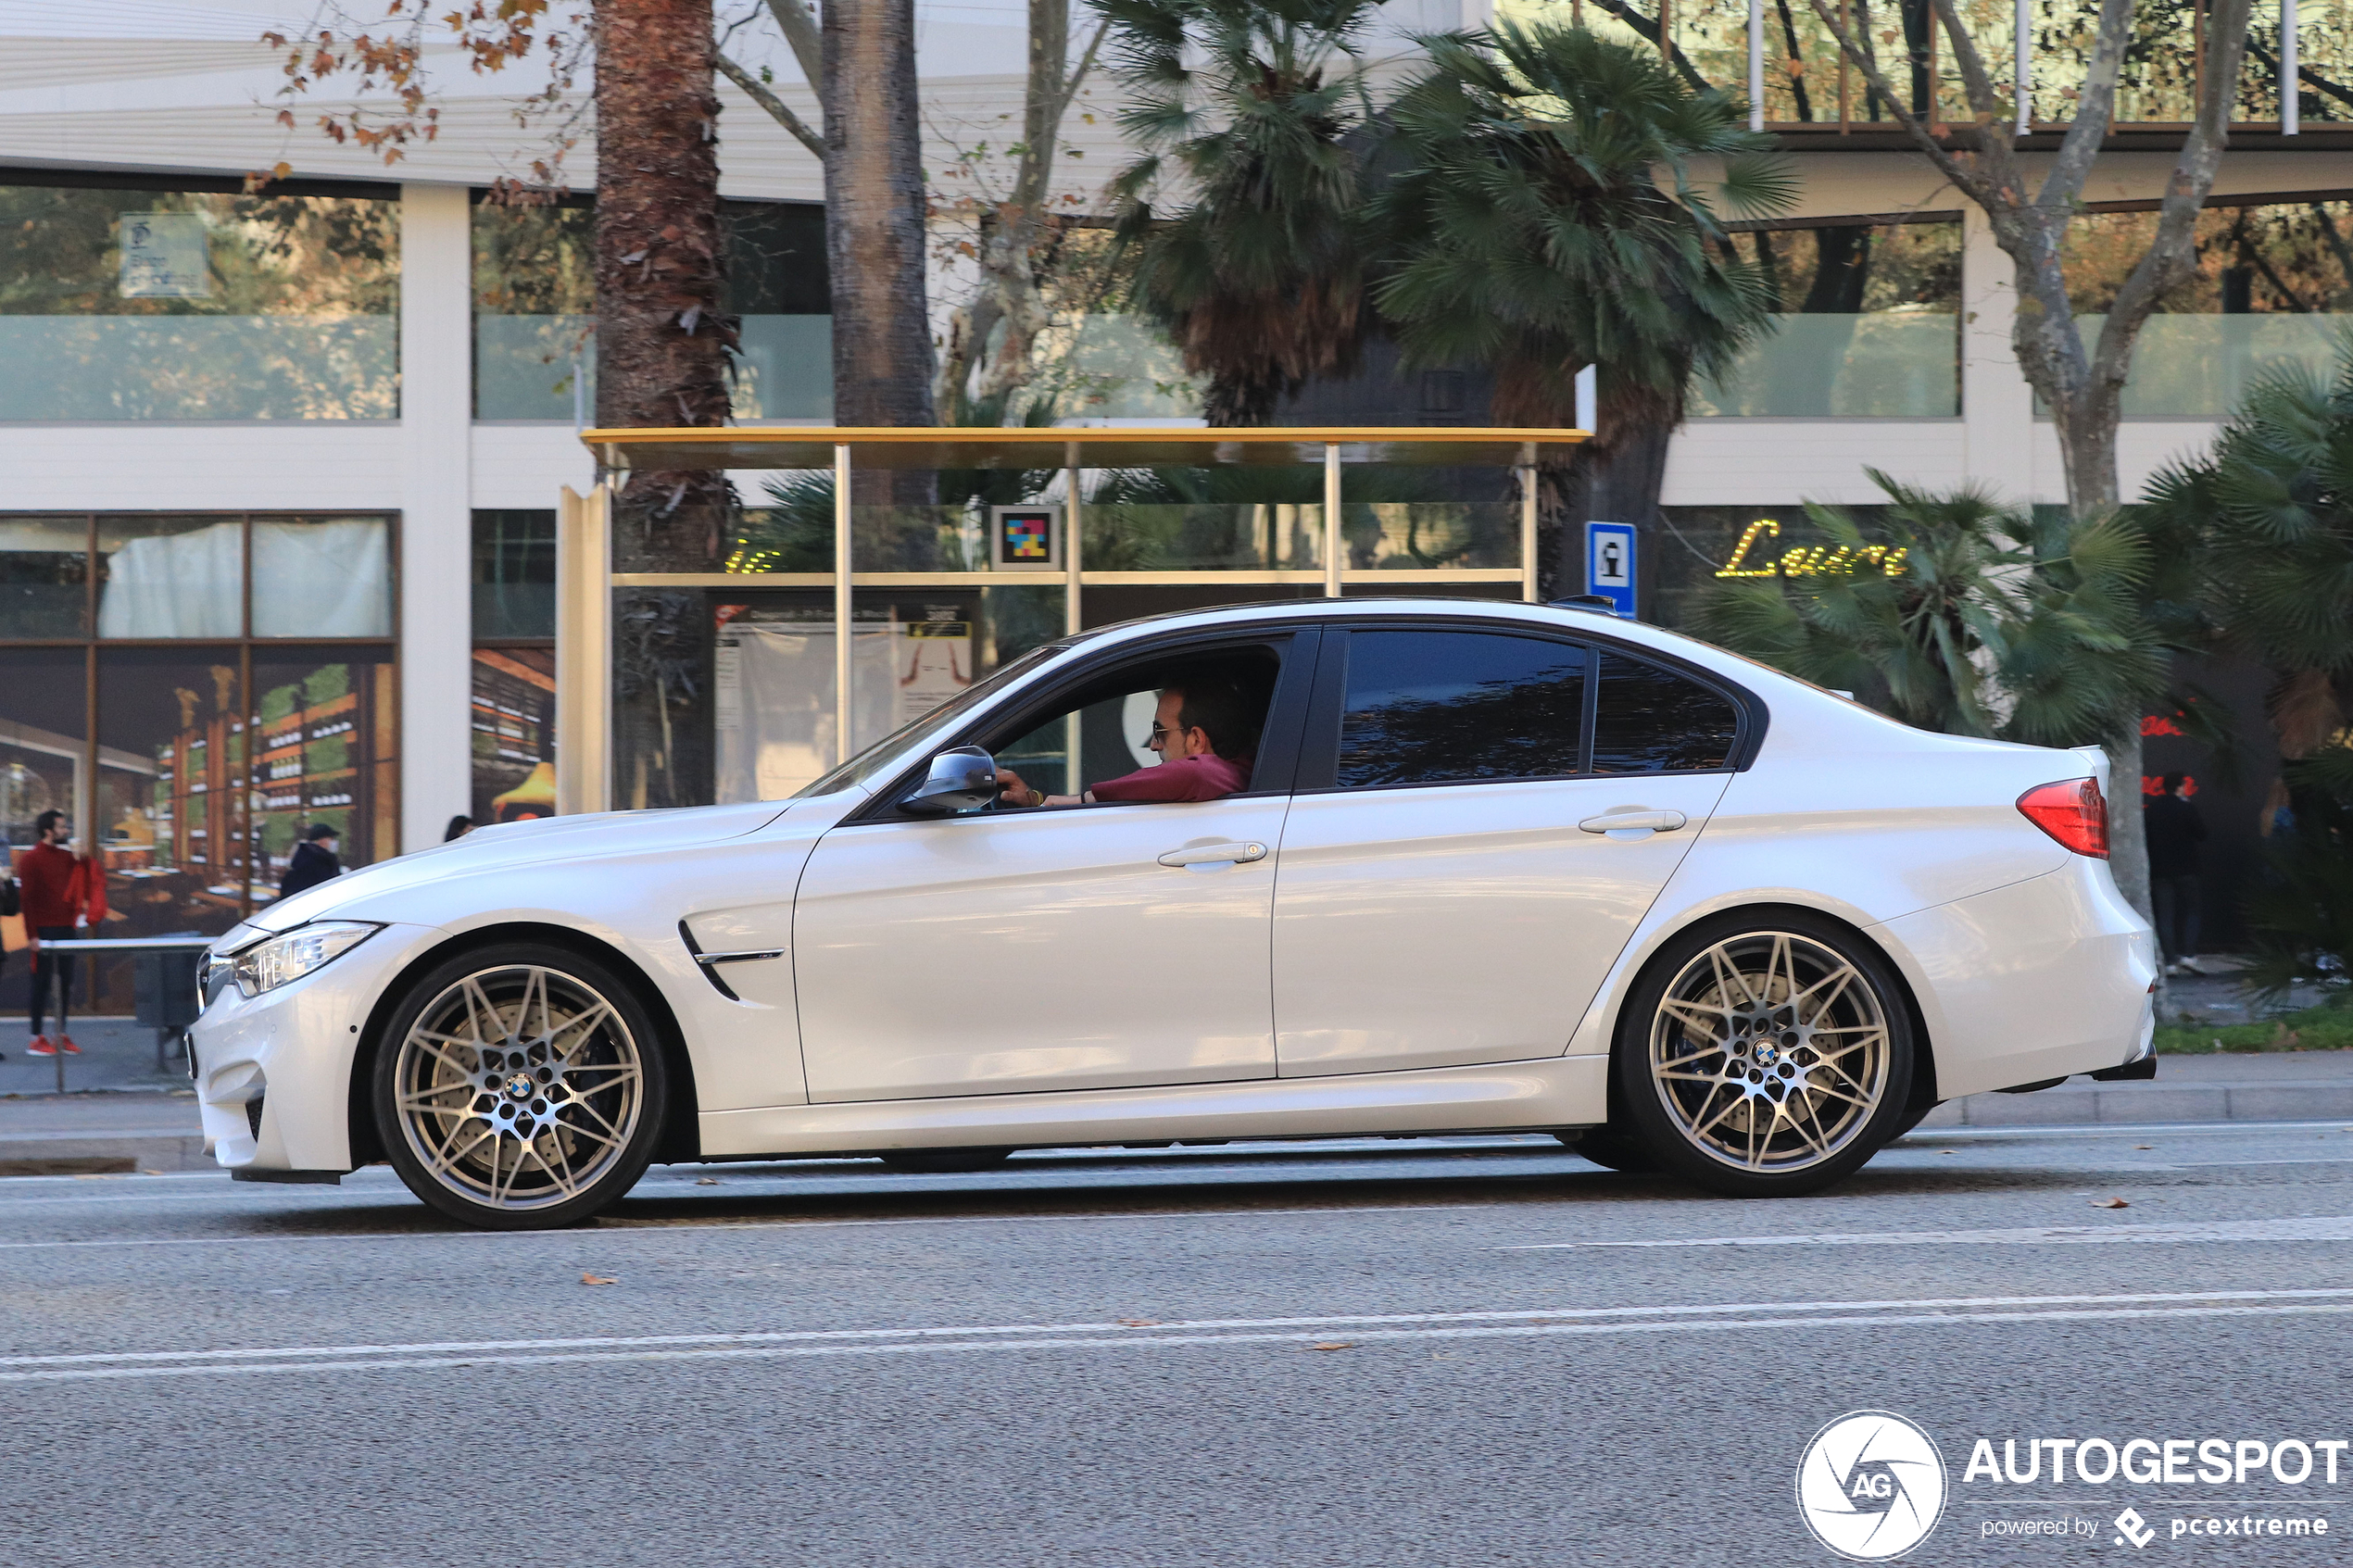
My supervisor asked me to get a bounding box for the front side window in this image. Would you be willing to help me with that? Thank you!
[1592,650,1740,773]
[1337,630,1586,789]
[982,646,1282,809]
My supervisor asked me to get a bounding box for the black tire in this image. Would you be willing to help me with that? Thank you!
[1614,911,1915,1198]
[876,1147,1015,1173]
[373,942,670,1230]
[1554,1127,1657,1173]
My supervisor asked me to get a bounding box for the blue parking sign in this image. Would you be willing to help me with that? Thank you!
[1585,521,1637,617]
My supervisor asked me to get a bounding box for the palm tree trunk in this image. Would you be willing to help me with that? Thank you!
[824,0,936,519]
[595,0,731,809]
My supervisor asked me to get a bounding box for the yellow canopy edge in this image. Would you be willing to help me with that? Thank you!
[580,425,1591,471]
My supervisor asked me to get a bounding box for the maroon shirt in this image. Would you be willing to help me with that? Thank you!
[16,842,90,929]
[1090,752,1252,803]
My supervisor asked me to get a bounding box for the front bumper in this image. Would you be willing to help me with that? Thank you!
[190,921,446,1173]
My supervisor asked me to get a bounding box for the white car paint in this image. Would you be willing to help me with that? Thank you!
[188,598,2157,1181]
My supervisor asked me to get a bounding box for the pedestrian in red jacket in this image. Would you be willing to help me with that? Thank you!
[17,809,107,1058]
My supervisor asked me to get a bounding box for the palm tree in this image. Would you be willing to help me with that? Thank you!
[1095,0,1383,426]
[1692,470,2167,750]
[2140,345,2353,999]
[1372,21,1793,568]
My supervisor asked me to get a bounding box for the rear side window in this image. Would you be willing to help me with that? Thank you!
[1337,631,1586,787]
[1592,649,1739,772]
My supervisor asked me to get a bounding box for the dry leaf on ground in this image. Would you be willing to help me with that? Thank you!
[695,1177,721,1185]
[2094,1198,2130,1209]
[1116,1318,1160,1328]
[581,1273,618,1285]
[1308,1341,1355,1351]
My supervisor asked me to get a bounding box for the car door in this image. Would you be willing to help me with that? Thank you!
[1271,626,1747,1077]
[789,630,1315,1103]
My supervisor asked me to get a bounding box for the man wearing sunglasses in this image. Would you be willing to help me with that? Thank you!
[997,671,1257,808]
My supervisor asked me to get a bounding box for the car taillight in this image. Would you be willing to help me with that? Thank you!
[2018,776,2108,858]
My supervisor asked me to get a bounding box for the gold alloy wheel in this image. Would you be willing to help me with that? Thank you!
[1644,931,1893,1173]
[389,964,646,1212]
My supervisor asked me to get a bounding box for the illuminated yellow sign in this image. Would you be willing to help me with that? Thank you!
[1714,519,1909,580]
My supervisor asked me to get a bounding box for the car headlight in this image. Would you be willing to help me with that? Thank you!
[231,922,382,997]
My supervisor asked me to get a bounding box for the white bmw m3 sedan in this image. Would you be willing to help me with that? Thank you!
[190,598,2157,1228]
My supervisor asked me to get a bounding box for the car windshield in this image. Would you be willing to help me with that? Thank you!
[791,640,1072,799]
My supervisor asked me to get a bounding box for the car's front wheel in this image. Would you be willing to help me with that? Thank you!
[1616,914,1913,1198]
[374,944,669,1229]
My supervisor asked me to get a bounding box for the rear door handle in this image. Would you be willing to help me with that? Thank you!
[1579,809,1688,835]
[1157,841,1269,868]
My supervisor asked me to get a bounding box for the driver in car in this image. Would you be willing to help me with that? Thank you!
[996,671,1257,808]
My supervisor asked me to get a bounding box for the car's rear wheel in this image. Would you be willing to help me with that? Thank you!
[1616,914,1913,1198]
[374,944,668,1229]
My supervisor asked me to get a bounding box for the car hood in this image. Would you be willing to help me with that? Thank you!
[247,799,801,932]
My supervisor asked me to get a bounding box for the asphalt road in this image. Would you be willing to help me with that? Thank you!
[6,1123,2353,1567]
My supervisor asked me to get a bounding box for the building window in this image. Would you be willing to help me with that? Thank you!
[471,197,832,420]
[472,510,557,823]
[1689,218,1961,418]
[0,179,398,420]
[2063,198,2353,418]
[0,512,399,947]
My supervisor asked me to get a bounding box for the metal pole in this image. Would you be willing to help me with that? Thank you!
[1063,439,1084,796]
[1520,442,1540,604]
[834,443,853,766]
[1748,0,1765,132]
[2283,0,2299,133]
[1322,443,1342,598]
[2015,0,2031,134]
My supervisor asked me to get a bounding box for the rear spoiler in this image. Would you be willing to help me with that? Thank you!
[2070,744,2112,795]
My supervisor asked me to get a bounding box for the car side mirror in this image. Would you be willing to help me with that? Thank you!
[900,745,1000,815]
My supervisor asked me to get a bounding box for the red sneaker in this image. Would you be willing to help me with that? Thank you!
[26,1036,55,1057]
[57,1035,80,1056]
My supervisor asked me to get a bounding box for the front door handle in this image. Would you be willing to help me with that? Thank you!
[1579,809,1688,836]
[1157,841,1269,868]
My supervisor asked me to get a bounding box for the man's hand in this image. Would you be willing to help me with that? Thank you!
[994,768,1044,808]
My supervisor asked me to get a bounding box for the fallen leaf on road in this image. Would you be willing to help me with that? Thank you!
[2134,1146,2153,1150]
[140,1169,163,1175]
[1308,1341,1355,1351]
[581,1273,618,1285]
[695,1177,721,1185]
[2093,1198,2130,1209]
[1937,1148,1957,1154]
[1116,1318,1160,1328]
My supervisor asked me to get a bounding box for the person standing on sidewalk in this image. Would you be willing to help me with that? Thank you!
[17,809,107,1058]
[279,822,343,899]
[2145,773,2208,977]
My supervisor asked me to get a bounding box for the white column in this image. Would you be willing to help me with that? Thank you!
[1958,206,2036,503]
[2283,0,2300,134]
[554,483,610,815]
[2015,0,2032,135]
[1322,444,1342,597]
[834,444,852,764]
[397,182,475,852]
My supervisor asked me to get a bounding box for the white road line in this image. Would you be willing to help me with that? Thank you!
[15,1286,2347,1373]
[7,1298,2352,1385]
[1504,1213,2353,1249]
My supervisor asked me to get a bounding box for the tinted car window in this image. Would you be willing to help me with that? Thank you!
[1337,631,1586,787]
[1592,649,1739,773]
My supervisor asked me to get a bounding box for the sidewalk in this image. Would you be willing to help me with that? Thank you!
[1918,1049,2353,1128]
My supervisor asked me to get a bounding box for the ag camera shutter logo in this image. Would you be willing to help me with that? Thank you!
[1796,1411,1948,1560]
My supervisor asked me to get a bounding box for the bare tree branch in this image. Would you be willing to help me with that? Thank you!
[717,48,826,158]
[2037,0,2134,208]
[1802,0,1995,208]
[763,0,825,100]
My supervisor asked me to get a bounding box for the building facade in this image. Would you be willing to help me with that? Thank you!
[1,0,2345,972]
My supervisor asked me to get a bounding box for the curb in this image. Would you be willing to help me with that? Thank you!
[0,1132,211,1175]
[1920,1080,2353,1128]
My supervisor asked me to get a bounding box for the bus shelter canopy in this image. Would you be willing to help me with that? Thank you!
[581,426,1591,471]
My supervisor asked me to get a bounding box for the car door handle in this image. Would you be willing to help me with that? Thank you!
[1579,809,1688,835]
[1157,841,1269,868]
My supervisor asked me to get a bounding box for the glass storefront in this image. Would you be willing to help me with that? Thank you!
[472,198,833,420]
[2064,199,2353,417]
[0,181,398,420]
[0,513,398,1012]
[1507,0,2353,129]
[1692,219,1962,418]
